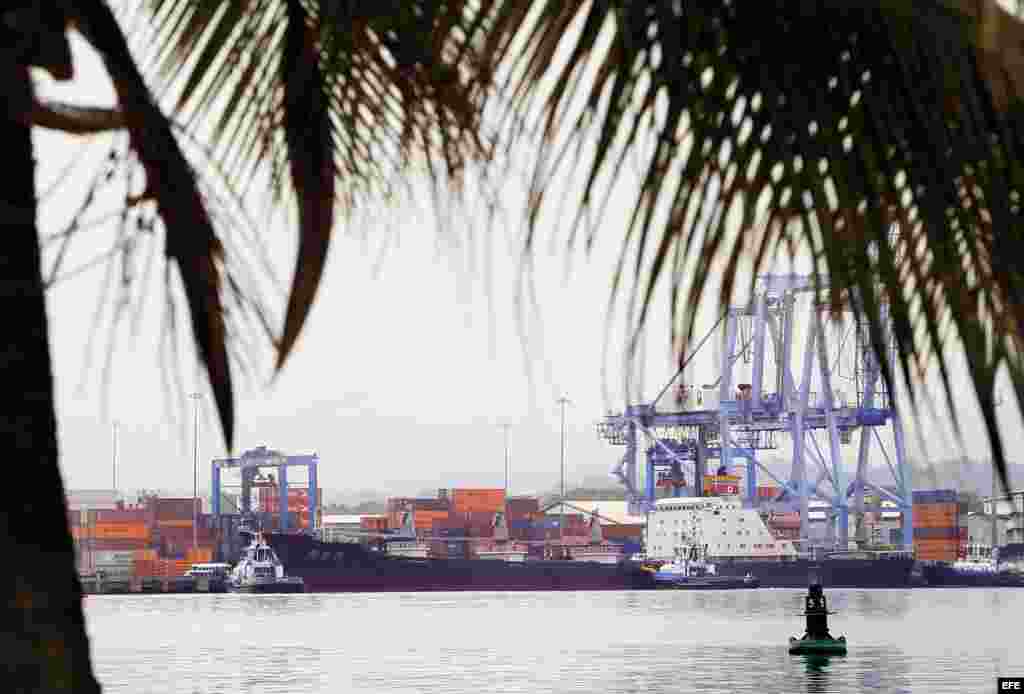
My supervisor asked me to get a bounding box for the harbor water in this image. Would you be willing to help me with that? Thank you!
[84,588,1024,693]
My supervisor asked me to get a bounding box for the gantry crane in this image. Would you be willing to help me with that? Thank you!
[211,446,319,532]
[596,272,913,552]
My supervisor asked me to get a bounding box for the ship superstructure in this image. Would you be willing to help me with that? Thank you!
[646,496,797,561]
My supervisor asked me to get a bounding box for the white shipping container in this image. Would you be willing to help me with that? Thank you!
[67,489,120,511]
[94,550,135,566]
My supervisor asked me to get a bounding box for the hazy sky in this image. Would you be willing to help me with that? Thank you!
[34,15,1022,502]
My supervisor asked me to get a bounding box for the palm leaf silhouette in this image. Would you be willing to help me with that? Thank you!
[491,0,1024,492]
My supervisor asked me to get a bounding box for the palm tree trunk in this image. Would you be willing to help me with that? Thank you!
[0,61,102,693]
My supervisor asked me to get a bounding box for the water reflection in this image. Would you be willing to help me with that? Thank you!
[797,654,838,693]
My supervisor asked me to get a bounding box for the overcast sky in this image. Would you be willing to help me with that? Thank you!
[33,16,1022,502]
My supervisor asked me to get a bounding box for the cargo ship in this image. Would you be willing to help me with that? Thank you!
[645,496,920,588]
[256,494,917,591]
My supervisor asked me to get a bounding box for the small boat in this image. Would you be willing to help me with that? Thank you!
[185,562,231,593]
[653,544,761,589]
[788,583,847,654]
[229,533,305,594]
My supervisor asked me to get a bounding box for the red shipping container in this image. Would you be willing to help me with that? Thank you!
[506,497,540,517]
[602,524,644,541]
[150,498,198,520]
[95,510,150,524]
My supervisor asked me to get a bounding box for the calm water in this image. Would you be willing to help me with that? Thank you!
[84,589,1023,694]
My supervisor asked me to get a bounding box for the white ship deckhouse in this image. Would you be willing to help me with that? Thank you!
[646,496,798,561]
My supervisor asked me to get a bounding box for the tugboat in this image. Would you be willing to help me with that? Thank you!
[229,533,305,594]
[651,544,761,589]
[788,583,847,654]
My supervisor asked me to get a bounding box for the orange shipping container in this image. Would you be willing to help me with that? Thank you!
[451,489,506,513]
[157,519,195,529]
[92,522,149,540]
[134,549,158,561]
[186,547,214,564]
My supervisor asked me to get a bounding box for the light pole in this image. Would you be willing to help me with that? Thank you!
[499,423,511,496]
[557,396,572,545]
[190,392,201,552]
[112,420,119,493]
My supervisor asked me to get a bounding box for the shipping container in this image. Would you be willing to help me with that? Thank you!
[360,516,388,531]
[913,527,959,540]
[912,489,958,505]
[94,550,136,566]
[703,475,741,495]
[386,497,450,514]
[93,524,149,540]
[506,497,540,517]
[621,540,643,555]
[151,498,199,520]
[186,547,214,564]
[451,489,506,514]
[414,510,451,529]
[95,509,149,523]
[601,525,643,542]
[86,538,150,551]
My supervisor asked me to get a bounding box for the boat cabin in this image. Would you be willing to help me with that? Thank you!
[186,562,231,578]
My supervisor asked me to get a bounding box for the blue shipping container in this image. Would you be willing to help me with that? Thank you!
[912,489,958,505]
[622,540,642,555]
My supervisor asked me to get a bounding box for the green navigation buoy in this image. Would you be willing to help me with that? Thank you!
[788,583,847,655]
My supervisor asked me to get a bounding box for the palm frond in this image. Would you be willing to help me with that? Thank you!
[145,0,507,373]
[276,0,333,370]
[71,0,236,448]
[494,0,1024,492]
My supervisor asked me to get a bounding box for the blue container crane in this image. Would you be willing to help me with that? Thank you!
[211,446,319,533]
[595,271,913,553]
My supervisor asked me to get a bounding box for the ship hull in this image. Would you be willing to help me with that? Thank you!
[919,564,1024,588]
[266,534,922,592]
[228,582,305,594]
[656,576,761,590]
[679,557,919,588]
[266,533,658,593]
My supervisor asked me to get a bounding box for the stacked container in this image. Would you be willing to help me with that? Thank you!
[257,488,322,530]
[703,475,741,495]
[451,489,506,514]
[360,515,388,532]
[506,497,540,519]
[912,489,960,561]
[601,523,644,543]
[386,497,450,529]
